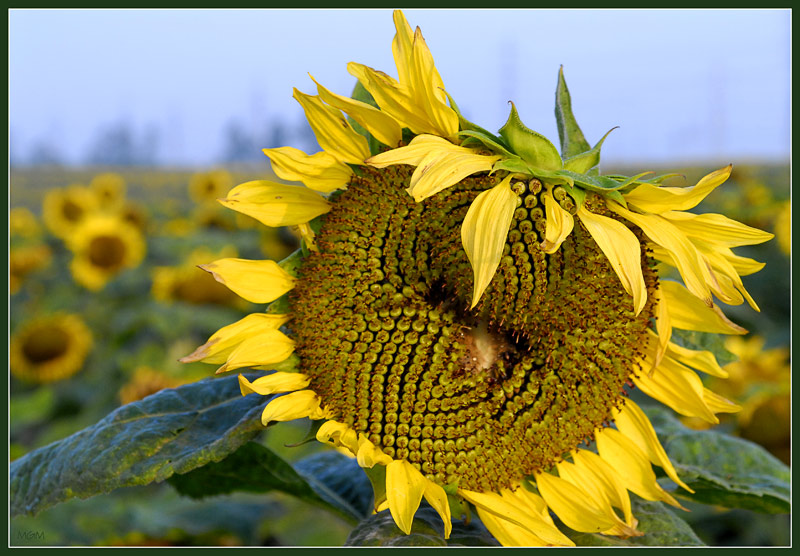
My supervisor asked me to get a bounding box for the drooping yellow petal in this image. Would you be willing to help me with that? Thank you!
[474,507,551,547]
[652,284,672,371]
[534,471,621,534]
[261,389,323,425]
[577,205,647,315]
[461,176,518,309]
[540,188,575,253]
[633,351,719,424]
[661,280,747,335]
[458,489,574,546]
[612,399,693,493]
[367,134,499,202]
[180,313,290,365]
[623,165,732,213]
[262,146,352,193]
[661,210,774,248]
[652,331,728,378]
[391,9,415,89]
[356,437,392,468]
[292,88,370,165]
[218,181,331,227]
[238,372,310,397]
[385,459,427,535]
[423,480,452,539]
[688,238,760,310]
[608,202,713,306]
[408,27,459,139]
[216,329,296,374]
[310,75,403,147]
[703,388,742,414]
[570,449,636,528]
[594,427,685,509]
[198,258,295,304]
[316,420,360,454]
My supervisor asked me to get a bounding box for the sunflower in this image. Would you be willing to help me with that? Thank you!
[774,200,790,256]
[10,207,42,239]
[89,172,127,210]
[152,245,250,308]
[118,366,186,405]
[189,169,234,204]
[42,184,99,239]
[10,313,93,383]
[184,11,772,546]
[66,213,146,291]
[10,243,52,294]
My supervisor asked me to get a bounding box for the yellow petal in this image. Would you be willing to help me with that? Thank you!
[261,390,321,425]
[199,258,295,304]
[624,165,732,213]
[262,146,351,193]
[540,188,575,253]
[458,488,574,546]
[316,420,361,454]
[356,438,393,468]
[385,459,427,535]
[474,507,551,547]
[461,176,518,309]
[366,134,448,167]
[534,471,621,534]
[594,427,685,509]
[391,9,415,88]
[689,238,760,311]
[423,480,452,539]
[216,329,296,374]
[292,88,370,165]
[661,211,774,248]
[655,331,728,378]
[703,388,742,414]
[609,202,713,306]
[238,372,310,396]
[180,313,290,365]
[570,449,636,528]
[408,27,458,139]
[634,349,719,424]
[612,399,693,493]
[653,284,672,371]
[661,280,747,335]
[310,75,402,148]
[577,205,647,315]
[218,181,331,227]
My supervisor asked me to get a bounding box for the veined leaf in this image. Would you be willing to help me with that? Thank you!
[554,66,590,159]
[10,374,265,517]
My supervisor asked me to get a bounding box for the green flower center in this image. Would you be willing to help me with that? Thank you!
[291,165,657,491]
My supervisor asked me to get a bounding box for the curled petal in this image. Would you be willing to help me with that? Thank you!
[218,181,331,228]
[540,188,575,253]
[261,390,322,425]
[461,175,518,309]
[180,313,290,365]
[262,147,352,193]
[215,329,295,374]
[199,258,295,304]
[385,459,427,535]
[661,280,747,335]
[661,210,774,248]
[623,165,732,213]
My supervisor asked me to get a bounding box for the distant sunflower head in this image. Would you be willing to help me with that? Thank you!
[11,313,93,383]
[10,207,42,239]
[118,200,150,234]
[42,184,99,238]
[119,366,186,405]
[189,169,234,204]
[89,172,127,210]
[184,10,773,546]
[10,243,52,294]
[66,213,146,291]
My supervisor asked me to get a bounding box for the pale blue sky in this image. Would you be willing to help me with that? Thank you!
[9,8,791,166]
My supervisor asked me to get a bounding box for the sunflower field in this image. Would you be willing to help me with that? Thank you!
[9,10,790,548]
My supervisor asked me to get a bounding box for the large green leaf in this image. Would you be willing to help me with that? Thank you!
[294,450,374,519]
[644,406,790,513]
[565,498,704,546]
[168,442,365,524]
[10,374,265,517]
[345,507,499,547]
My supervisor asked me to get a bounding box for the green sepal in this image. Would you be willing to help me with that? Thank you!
[278,248,304,278]
[556,169,630,193]
[457,129,515,158]
[264,353,301,373]
[351,79,379,109]
[491,157,532,176]
[499,101,562,171]
[363,465,387,510]
[266,293,291,315]
[283,418,324,447]
[348,81,383,154]
[554,66,591,158]
[563,127,618,174]
[562,182,587,208]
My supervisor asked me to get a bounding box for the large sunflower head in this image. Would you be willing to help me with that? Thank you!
[184,10,773,546]
[10,313,93,384]
[42,184,99,239]
[66,213,146,291]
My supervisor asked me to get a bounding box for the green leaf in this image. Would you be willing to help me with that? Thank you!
[167,442,365,524]
[563,127,618,174]
[554,66,590,159]
[565,498,704,546]
[499,102,562,171]
[10,374,265,517]
[345,507,499,547]
[668,328,738,367]
[556,169,630,193]
[644,406,790,514]
[294,450,374,519]
[351,79,379,109]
